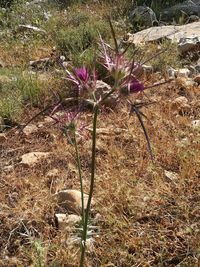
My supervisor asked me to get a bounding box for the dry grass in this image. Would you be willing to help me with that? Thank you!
[1,78,200,266]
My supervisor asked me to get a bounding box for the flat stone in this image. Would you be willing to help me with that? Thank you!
[164,170,179,181]
[55,214,81,231]
[56,189,92,214]
[20,152,50,167]
[132,22,200,45]
[22,124,38,136]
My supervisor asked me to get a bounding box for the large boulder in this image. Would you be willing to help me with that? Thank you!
[129,6,158,30]
[130,22,200,52]
[161,0,200,22]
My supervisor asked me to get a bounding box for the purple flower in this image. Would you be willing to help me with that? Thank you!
[129,79,144,93]
[74,67,89,83]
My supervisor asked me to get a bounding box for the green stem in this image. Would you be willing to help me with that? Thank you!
[79,105,99,267]
[73,131,85,225]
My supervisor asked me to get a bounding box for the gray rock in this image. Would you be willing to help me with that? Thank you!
[130,6,157,29]
[168,67,178,79]
[178,36,200,53]
[132,22,200,45]
[161,0,200,22]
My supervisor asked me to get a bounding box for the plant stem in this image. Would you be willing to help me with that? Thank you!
[73,131,85,225]
[79,105,99,267]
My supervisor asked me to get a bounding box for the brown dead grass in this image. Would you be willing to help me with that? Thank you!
[1,77,200,266]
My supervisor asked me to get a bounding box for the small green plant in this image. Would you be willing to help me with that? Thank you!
[0,85,23,122]
[16,73,45,105]
[0,71,47,122]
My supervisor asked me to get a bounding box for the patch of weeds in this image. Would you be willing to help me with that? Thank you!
[0,84,23,121]
[0,70,48,122]
[16,72,45,105]
[54,19,110,66]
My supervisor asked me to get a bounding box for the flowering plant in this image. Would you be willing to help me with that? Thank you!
[22,19,170,267]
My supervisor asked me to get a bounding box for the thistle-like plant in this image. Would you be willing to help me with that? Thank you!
[22,18,171,267]
[50,19,172,267]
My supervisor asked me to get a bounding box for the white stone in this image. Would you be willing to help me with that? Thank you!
[56,189,92,214]
[164,170,179,181]
[55,214,81,231]
[178,36,200,53]
[20,152,50,167]
[177,68,191,78]
[22,124,38,136]
[18,24,46,34]
[192,120,200,129]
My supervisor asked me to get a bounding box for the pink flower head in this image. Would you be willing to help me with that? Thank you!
[74,67,89,83]
[129,78,144,93]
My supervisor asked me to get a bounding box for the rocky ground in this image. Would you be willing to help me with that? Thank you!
[0,1,200,266]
